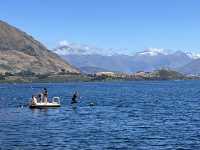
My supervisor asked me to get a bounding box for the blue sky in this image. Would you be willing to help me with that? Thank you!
[0,0,200,53]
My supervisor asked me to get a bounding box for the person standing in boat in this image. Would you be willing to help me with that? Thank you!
[37,93,42,103]
[43,88,48,103]
[71,91,79,104]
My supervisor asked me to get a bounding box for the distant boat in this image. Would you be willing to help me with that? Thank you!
[29,97,61,108]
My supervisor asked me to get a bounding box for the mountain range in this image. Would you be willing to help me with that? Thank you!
[53,42,200,74]
[0,21,79,74]
[1,20,199,76]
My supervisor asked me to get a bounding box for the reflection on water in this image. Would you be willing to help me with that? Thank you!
[0,81,200,149]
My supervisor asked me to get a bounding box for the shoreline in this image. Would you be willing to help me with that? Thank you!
[0,69,198,83]
[0,77,198,84]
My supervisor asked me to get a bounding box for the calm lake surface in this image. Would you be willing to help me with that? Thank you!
[0,81,200,150]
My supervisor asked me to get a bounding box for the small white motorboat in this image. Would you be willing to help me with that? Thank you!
[29,97,61,108]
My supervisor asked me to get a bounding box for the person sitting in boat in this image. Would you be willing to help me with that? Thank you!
[31,95,37,105]
[43,88,48,103]
[71,91,79,104]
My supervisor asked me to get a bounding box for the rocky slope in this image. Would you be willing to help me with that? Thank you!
[0,20,79,74]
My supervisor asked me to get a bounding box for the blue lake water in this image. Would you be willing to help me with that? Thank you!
[0,81,200,149]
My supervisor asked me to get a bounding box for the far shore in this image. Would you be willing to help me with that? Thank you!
[0,75,198,84]
[0,69,199,83]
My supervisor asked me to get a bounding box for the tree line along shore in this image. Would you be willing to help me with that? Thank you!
[0,69,198,83]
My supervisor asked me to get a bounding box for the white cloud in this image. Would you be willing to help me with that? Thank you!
[59,40,70,46]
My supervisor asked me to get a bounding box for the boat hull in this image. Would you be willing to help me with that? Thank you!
[29,102,61,108]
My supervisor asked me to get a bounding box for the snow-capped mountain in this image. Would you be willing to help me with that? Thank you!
[53,41,100,55]
[135,48,200,59]
[53,41,200,74]
[53,40,126,56]
[135,48,170,56]
[185,52,200,59]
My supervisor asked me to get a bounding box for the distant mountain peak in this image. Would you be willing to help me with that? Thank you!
[53,40,130,56]
[185,51,200,59]
[53,41,102,55]
[135,48,170,56]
